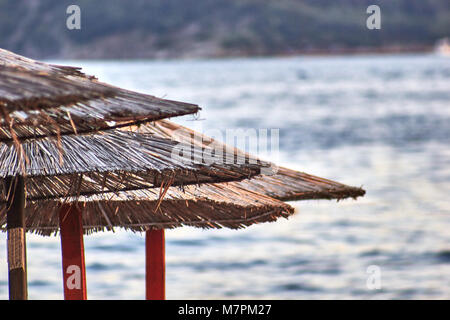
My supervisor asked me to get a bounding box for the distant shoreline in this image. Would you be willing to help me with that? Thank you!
[49,44,435,61]
[270,45,434,57]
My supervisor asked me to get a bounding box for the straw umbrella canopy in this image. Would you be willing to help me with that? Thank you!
[0,48,200,142]
[0,120,364,300]
[1,119,364,235]
[0,49,365,300]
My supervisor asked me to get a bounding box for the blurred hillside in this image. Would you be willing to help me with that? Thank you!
[0,0,449,59]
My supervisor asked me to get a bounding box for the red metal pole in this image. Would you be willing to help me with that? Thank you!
[59,204,87,300]
[145,229,165,300]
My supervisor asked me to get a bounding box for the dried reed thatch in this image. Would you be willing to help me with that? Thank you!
[132,120,366,201]
[0,130,270,201]
[0,119,364,236]
[0,184,294,236]
[0,48,199,141]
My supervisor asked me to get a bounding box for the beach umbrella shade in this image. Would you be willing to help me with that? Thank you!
[0,48,365,300]
[1,122,365,300]
[0,48,200,142]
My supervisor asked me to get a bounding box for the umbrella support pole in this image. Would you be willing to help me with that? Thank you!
[145,229,165,300]
[59,205,87,300]
[6,176,27,300]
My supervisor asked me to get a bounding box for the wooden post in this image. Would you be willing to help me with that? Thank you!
[59,204,87,300]
[6,176,27,300]
[145,229,165,300]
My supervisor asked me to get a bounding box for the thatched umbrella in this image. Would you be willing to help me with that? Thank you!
[2,121,364,300]
[0,48,200,142]
[0,48,272,300]
[0,49,365,300]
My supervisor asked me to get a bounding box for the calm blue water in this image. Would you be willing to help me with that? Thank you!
[1,54,449,299]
